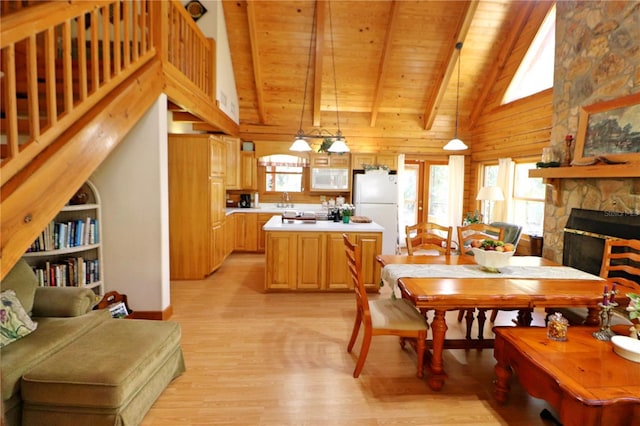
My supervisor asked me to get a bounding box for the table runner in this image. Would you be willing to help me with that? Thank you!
[382,264,603,296]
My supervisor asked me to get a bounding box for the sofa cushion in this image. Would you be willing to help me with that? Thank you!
[0,259,38,315]
[21,319,185,426]
[0,290,38,348]
[1,309,111,402]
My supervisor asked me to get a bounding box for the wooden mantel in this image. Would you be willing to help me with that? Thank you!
[529,163,640,205]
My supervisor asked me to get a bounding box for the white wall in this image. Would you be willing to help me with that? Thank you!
[91,95,170,312]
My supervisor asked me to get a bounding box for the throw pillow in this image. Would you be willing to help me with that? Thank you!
[1,289,38,348]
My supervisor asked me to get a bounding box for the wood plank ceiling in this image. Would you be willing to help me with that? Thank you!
[211,0,547,154]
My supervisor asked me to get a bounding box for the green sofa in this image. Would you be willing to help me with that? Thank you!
[1,260,185,426]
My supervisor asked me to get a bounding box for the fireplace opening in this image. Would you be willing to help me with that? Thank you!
[563,209,640,276]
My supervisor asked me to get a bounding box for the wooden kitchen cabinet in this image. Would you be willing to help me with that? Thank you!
[234,213,258,251]
[257,213,274,252]
[351,153,397,171]
[168,134,226,279]
[265,233,297,290]
[240,151,257,190]
[223,214,235,259]
[326,232,381,290]
[264,230,381,291]
[223,136,241,189]
[296,233,326,290]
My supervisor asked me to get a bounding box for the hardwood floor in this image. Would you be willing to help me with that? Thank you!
[142,253,556,425]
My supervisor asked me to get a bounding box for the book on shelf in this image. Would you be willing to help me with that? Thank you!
[31,257,99,287]
[27,218,100,253]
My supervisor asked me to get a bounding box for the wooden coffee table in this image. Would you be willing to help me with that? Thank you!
[493,326,640,426]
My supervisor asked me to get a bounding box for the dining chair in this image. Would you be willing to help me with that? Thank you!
[342,233,428,378]
[456,223,505,339]
[457,223,505,255]
[405,222,453,255]
[487,222,523,322]
[600,238,640,321]
[547,238,640,327]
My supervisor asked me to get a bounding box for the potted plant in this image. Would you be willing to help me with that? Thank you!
[626,293,640,339]
[340,203,355,223]
[463,210,482,225]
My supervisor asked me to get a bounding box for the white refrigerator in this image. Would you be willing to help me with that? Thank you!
[353,173,399,255]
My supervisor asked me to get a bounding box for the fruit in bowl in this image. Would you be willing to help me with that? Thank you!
[471,239,515,272]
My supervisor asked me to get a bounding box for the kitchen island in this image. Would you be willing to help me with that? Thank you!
[263,215,383,291]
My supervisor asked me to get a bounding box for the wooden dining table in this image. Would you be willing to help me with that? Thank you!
[376,254,605,391]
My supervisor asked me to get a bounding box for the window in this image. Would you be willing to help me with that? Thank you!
[259,155,306,193]
[512,162,545,236]
[480,164,499,222]
[479,162,544,236]
[502,4,555,104]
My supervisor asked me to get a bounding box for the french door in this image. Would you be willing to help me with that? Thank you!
[399,160,449,245]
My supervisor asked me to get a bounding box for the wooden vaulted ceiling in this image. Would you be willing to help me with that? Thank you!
[215,0,552,153]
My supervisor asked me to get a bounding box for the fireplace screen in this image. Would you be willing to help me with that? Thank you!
[563,209,640,276]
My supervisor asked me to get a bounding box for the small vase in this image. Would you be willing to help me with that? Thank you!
[342,216,350,224]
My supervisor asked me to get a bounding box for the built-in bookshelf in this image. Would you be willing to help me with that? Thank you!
[23,180,104,296]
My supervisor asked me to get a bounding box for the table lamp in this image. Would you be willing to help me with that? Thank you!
[476,186,504,223]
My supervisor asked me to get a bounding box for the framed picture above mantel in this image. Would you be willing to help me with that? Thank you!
[573,92,640,165]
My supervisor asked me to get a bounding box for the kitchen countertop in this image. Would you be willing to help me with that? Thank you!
[226,203,323,215]
[263,215,384,232]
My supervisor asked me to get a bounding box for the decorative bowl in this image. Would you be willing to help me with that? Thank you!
[611,335,640,363]
[471,248,515,272]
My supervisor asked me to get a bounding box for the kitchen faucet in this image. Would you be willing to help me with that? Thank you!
[278,192,293,208]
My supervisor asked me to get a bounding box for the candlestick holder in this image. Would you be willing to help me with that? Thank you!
[592,301,618,341]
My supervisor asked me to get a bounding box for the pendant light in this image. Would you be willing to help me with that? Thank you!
[290,1,348,153]
[443,42,469,151]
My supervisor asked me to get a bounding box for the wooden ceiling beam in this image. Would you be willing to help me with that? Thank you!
[312,0,325,127]
[370,0,399,127]
[468,1,542,128]
[422,0,478,130]
[246,1,266,124]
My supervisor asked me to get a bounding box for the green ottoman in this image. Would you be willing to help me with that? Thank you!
[21,319,185,426]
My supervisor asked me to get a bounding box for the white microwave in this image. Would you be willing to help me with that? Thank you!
[310,168,350,191]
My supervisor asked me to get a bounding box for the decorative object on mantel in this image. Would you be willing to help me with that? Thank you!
[185,0,207,22]
[593,282,618,341]
[571,156,629,166]
[536,147,560,168]
[573,92,640,165]
[561,134,573,167]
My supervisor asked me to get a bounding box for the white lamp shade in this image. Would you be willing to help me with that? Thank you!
[327,139,350,153]
[443,138,468,151]
[476,186,504,201]
[290,138,312,152]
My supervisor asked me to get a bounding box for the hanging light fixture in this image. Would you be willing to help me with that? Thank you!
[443,42,469,151]
[290,1,348,153]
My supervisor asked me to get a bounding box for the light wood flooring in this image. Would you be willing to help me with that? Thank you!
[142,253,558,425]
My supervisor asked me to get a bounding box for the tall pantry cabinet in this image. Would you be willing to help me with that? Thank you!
[168,134,227,279]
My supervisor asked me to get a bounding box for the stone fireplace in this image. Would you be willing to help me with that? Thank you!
[543,1,640,264]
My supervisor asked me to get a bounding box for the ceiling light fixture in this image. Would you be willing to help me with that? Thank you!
[443,42,469,151]
[290,1,348,153]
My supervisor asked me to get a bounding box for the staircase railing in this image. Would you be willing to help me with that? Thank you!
[0,0,232,279]
[0,0,219,188]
